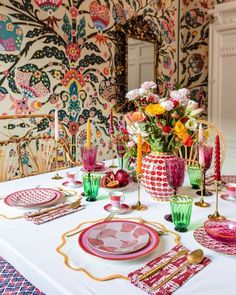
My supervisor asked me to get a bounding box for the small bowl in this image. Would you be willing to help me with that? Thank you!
[204,219,236,245]
[95,162,105,170]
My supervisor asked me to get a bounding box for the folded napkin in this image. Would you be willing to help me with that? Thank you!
[128,244,211,295]
[0,256,45,294]
[24,203,85,225]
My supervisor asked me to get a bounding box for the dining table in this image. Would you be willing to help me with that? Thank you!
[0,160,235,295]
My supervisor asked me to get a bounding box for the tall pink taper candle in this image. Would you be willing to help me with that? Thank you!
[198,124,205,166]
[198,123,204,143]
[54,109,59,142]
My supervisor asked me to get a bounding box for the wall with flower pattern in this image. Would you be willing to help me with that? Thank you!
[0,0,179,160]
[0,0,234,161]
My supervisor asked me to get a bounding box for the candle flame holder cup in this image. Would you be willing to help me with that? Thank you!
[131,174,147,211]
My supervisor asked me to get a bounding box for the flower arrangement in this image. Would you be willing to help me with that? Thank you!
[125,81,204,154]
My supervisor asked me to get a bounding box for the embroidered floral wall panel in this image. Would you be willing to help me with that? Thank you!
[0,0,234,161]
[0,0,179,160]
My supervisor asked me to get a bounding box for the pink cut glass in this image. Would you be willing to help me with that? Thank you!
[165,158,186,195]
[81,146,97,172]
[204,219,236,245]
[197,145,213,196]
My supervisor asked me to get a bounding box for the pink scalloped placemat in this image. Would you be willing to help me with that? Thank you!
[128,244,211,295]
[194,226,236,255]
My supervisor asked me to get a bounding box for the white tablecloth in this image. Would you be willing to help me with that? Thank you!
[0,161,235,295]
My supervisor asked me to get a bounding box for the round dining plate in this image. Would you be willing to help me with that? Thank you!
[193,226,236,255]
[62,181,82,188]
[87,221,150,254]
[104,203,130,214]
[78,220,159,260]
[4,188,62,208]
[100,180,133,191]
[220,194,236,202]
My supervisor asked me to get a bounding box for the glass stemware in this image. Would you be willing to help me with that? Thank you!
[196,145,213,196]
[81,146,97,172]
[164,157,186,222]
[116,144,126,169]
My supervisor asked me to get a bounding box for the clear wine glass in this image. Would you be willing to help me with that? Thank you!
[116,144,126,169]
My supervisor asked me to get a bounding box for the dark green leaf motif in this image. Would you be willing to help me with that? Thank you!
[26,28,52,38]
[78,54,105,68]
[83,42,100,53]
[77,17,86,39]
[0,54,18,63]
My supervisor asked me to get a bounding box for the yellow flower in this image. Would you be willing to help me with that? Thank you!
[145,104,165,116]
[203,128,211,141]
[175,120,187,139]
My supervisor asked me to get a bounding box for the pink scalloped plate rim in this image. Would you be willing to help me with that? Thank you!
[78,220,159,260]
[193,226,236,255]
[4,188,62,208]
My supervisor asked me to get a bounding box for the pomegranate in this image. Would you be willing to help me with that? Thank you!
[115,169,130,187]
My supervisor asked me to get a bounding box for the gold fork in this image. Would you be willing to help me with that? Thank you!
[66,212,115,238]
[139,217,166,236]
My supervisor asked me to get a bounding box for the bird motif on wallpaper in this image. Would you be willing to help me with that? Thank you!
[34,0,62,28]
[0,14,23,51]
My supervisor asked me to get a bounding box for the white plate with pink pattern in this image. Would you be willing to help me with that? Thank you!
[4,188,62,208]
[87,221,150,255]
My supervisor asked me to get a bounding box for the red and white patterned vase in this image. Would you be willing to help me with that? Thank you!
[141,152,175,201]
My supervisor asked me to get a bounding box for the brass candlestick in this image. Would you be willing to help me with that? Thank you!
[131,174,147,211]
[52,140,63,180]
[208,180,225,220]
[109,135,118,168]
[195,165,210,207]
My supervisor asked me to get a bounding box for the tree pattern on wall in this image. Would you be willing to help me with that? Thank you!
[0,0,178,160]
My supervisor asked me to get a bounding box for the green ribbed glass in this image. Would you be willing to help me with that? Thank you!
[187,166,201,189]
[82,173,101,202]
[170,195,193,232]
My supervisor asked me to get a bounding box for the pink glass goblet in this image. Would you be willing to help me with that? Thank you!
[197,145,213,197]
[81,146,97,173]
[164,157,186,222]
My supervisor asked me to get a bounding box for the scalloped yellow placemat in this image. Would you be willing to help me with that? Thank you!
[56,217,181,281]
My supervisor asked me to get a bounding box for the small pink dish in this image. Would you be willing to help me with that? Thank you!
[62,181,82,188]
[95,162,105,170]
[204,219,236,245]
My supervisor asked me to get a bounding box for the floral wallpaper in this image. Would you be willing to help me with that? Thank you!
[0,0,178,161]
[180,0,235,115]
[0,0,233,161]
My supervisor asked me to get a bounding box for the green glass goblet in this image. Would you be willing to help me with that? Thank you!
[187,166,201,189]
[170,195,193,232]
[82,173,101,202]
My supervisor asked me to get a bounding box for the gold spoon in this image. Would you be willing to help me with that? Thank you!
[151,249,204,292]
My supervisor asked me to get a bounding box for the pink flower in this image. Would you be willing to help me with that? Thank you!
[160,100,174,111]
[127,141,135,148]
[140,81,157,90]
[126,89,140,100]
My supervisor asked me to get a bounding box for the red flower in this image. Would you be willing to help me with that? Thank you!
[68,121,79,136]
[183,134,193,147]
[69,7,79,19]
[66,43,81,62]
[173,100,179,108]
[162,125,172,134]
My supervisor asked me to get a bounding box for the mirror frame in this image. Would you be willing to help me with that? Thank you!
[114,15,159,113]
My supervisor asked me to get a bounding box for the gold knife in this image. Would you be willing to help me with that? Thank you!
[139,249,189,281]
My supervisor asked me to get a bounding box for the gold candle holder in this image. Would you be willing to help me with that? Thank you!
[194,165,210,208]
[208,180,225,220]
[131,174,147,211]
[109,135,118,168]
[52,140,63,180]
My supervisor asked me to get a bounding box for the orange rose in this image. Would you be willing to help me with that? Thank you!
[132,111,146,123]
[142,142,151,153]
[183,134,193,147]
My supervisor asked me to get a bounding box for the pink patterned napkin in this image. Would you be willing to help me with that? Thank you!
[128,244,211,295]
[24,203,85,224]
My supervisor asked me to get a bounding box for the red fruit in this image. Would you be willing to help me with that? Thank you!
[106,171,115,181]
[115,169,130,187]
[106,180,119,188]
[101,176,111,187]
